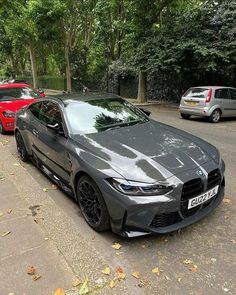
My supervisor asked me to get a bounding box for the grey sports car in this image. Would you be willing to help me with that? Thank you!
[15,93,225,237]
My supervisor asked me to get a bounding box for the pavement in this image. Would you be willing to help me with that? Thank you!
[0,104,236,295]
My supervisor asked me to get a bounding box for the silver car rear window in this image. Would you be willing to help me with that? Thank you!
[184,88,209,98]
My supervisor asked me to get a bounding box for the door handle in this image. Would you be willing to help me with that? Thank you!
[32,129,39,136]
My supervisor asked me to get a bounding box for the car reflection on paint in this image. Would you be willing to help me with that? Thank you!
[15,93,225,237]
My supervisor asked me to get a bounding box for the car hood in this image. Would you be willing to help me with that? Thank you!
[0,99,35,113]
[72,120,219,183]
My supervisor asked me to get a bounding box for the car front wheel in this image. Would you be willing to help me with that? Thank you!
[0,121,5,134]
[76,175,110,232]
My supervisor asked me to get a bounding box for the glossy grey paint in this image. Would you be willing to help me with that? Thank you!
[15,95,225,237]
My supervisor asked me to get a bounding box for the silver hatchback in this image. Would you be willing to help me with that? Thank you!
[179,86,236,123]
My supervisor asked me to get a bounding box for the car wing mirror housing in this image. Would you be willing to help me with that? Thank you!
[139,107,151,117]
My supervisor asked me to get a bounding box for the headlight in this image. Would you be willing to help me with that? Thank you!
[107,178,172,196]
[3,111,15,118]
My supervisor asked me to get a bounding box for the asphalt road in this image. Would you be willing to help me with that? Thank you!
[3,107,236,295]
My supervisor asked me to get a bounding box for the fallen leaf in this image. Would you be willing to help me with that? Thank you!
[165,275,171,281]
[224,215,229,220]
[79,278,89,295]
[183,259,193,265]
[8,293,14,295]
[9,172,14,175]
[132,271,140,279]
[223,198,231,204]
[51,184,58,190]
[7,209,12,214]
[33,275,41,281]
[72,277,81,287]
[152,267,160,276]
[43,188,48,192]
[189,264,198,273]
[109,280,117,289]
[102,267,111,275]
[27,266,36,275]
[2,231,11,237]
[211,258,217,263]
[34,218,39,223]
[0,213,3,217]
[138,279,150,288]
[230,240,236,244]
[112,242,122,250]
[54,288,66,295]
[44,237,49,241]
[13,163,20,167]
[116,267,126,280]
[177,277,182,283]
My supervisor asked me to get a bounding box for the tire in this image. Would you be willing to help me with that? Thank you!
[180,113,191,120]
[209,109,221,123]
[15,131,30,162]
[76,175,110,232]
[0,121,5,134]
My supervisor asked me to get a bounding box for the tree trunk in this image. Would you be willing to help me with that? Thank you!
[137,71,147,103]
[64,37,72,93]
[29,43,38,88]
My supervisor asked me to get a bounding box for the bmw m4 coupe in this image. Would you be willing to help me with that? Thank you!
[15,93,225,237]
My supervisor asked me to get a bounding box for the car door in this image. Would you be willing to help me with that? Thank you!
[31,101,71,184]
[214,88,231,116]
[229,88,236,116]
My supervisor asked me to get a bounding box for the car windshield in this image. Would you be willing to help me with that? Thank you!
[0,87,40,101]
[184,88,209,98]
[65,97,148,134]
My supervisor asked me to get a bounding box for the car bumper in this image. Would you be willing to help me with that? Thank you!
[179,106,211,117]
[101,164,225,237]
[1,118,15,131]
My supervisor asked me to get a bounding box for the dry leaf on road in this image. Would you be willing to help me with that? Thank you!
[7,209,12,214]
[33,275,41,281]
[183,259,193,265]
[13,163,20,167]
[79,278,89,295]
[102,267,111,275]
[43,188,48,192]
[27,266,36,275]
[72,277,81,287]
[152,267,160,276]
[109,280,117,289]
[116,267,126,279]
[0,213,3,217]
[223,198,231,204]
[177,277,182,283]
[112,242,122,250]
[132,271,140,279]
[189,265,198,273]
[54,288,66,295]
[2,231,11,237]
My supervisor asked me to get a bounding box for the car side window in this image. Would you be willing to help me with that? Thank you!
[230,89,236,100]
[38,102,63,126]
[215,89,229,99]
[29,102,42,119]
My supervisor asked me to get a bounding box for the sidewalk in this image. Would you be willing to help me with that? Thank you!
[0,137,142,295]
[0,141,73,294]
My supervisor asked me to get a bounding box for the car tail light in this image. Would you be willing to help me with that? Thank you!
[205,88,212,103]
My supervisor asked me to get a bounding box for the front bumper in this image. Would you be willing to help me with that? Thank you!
[1,118,15,131]
[101,161,225,237]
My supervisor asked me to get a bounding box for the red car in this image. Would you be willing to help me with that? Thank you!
[0,83,45,134]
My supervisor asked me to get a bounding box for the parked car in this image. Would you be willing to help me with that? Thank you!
[15,93,225,237]
[179,86,236,123]
[0,83,42,134]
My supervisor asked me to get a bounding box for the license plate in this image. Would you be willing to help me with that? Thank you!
[188,185,219,209]
[185,101,198,106]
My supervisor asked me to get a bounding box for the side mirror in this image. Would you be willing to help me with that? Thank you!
[139,107,151,117]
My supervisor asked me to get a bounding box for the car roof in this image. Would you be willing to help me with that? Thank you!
[47,92,121,105]
[191,86,234,89]
[0,83,31,89]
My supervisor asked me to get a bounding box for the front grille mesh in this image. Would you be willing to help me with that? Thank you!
[149,169,222,229]
[181,178,203,217]
[150,212,181,228]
